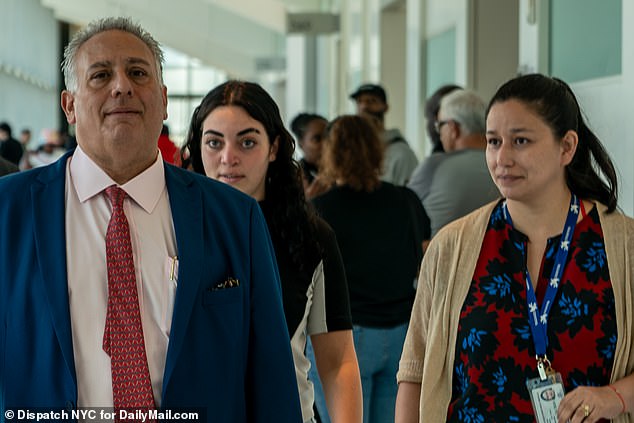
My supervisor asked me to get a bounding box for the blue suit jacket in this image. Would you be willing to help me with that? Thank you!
[0,153,302,422]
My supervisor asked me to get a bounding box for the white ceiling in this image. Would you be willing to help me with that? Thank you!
[40,0,338,78]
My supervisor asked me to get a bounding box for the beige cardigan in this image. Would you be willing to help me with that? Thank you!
[397,201,634,422]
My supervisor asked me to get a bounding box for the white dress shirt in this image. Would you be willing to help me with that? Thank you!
[66,146,177,407]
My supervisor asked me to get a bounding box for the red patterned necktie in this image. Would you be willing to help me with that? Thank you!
[103,186,156,419]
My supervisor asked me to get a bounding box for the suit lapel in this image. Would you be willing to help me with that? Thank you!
[161,165,204,394]
[32,153,77,387]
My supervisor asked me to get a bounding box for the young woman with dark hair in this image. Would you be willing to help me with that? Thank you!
[184,80,362,423]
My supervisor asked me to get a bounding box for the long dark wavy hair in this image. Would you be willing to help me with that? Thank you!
[487,73,618,212]
[183,80,320,275]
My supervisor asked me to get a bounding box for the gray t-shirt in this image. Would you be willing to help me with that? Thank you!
[381,128,419,186]
[408,149,499,237]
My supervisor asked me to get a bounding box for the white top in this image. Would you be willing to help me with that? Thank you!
[66,146,177,408]
[290,260,328,422]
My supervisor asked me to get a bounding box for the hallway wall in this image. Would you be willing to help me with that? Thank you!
[0,0,60,144]
[2,0,633,215]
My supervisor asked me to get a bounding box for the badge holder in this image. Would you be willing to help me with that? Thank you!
[526,356,565,423]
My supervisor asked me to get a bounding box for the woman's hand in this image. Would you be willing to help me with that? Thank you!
[557,385,623,422]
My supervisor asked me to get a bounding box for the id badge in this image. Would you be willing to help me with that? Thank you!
[526,373,565,423]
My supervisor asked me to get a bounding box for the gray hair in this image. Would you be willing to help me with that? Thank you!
[61,16,164,92]
[439,89,486,136]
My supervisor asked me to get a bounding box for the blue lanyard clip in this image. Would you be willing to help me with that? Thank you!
[536,355,552,381]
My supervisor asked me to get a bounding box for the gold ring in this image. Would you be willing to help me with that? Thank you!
[583,404,590,417]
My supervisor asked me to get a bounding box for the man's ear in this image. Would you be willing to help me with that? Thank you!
[561,129,579,166]
[446,120,460,142]
[61,90,76,124]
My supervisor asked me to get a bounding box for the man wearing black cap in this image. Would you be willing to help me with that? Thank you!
[350,83,418,185]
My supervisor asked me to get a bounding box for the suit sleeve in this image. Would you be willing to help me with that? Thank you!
[245,202,302,422]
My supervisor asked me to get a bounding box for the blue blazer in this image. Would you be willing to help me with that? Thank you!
[0,153,302,422]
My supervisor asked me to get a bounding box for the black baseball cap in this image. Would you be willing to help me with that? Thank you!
[349,84,387,103]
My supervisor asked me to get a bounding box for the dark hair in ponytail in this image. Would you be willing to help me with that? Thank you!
[486,74,618,212]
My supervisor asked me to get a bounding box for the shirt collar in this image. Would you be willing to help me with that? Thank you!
[70,145,166,213]
[382,128,402,144]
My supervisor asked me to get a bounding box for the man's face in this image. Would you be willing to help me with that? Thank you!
[61,30,167,181]
[354,93,387,121]
[19,131,31,145]
[436,110,458,152]
[298,118,326,166]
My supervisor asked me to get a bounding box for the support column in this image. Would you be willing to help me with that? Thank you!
[405,0,425,157]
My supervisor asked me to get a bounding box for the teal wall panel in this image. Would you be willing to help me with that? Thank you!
[426,27,457,95]
[550,0,621,82]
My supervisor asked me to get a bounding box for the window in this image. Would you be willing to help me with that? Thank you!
[550,0,621,82]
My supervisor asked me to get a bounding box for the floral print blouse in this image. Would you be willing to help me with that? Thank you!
[448,201,616,423]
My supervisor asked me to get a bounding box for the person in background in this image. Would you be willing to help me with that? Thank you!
[0,17,301,422]
[19,128,32,150]
[184,80,363,423]
[312,114,427,423]
[0,121,23,166]
[18,128,33,170]
[350,83,418,185]
[396,73,634,423]
[158,123,181,166]
[23,128,67,168]
[290,112,330,199]
[424,84,462,154]
[290,111,338,422]
[408,89,499,248]
[0,155,18,176]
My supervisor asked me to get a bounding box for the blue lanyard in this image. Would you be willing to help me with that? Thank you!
[503,194,580,371]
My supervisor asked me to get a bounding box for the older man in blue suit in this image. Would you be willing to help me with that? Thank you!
[0,17,301,423]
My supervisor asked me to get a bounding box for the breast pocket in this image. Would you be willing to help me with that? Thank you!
[201,285,244,341]
[203,286,243,307]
